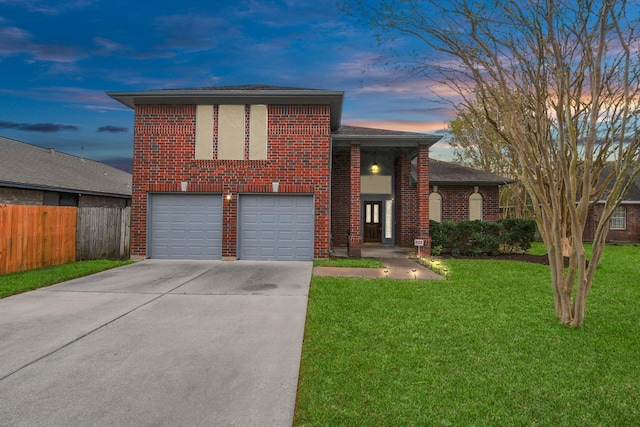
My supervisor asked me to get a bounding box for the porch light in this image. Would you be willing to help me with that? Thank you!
[371,162,380,174]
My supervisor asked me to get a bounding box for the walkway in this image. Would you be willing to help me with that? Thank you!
[313,246,442,280]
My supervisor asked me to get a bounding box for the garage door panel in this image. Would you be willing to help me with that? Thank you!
[239,195,314,261]
[149,194,222,259]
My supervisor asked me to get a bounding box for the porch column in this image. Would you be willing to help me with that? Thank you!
[348,144,362,258]
[416,143,431,256]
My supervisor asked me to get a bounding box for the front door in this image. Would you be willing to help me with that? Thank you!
[364,201,382,243]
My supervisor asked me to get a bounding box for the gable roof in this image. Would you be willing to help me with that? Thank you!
[0,136,132,198]
[332,125,442,148]
[429,159,516,186]
[107,84,345,130]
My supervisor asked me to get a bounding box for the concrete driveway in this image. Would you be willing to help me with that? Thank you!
[0,260,312,426]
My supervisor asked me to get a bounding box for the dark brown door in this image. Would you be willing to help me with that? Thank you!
[364,201,382,243]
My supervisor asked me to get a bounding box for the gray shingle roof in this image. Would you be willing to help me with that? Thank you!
[333,125,430,137]
[429,159,516,185]
[0,136,131,197]
[597,166,640,203]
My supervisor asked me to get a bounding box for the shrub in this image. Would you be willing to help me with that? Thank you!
[429,219,535,256]
[499,218,537,253]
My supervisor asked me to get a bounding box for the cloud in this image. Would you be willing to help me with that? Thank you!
[98,125,128,133]
[0,0,94,15]
[0,23,84,62]
[0,121,78,132]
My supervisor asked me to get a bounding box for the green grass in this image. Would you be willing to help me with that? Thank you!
[295,245,640,426]
[313,257,385,268]
[0,260,133,299]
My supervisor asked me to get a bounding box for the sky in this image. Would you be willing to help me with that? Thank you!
[0,0,456,171]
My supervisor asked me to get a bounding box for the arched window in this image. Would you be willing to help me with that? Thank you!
[429,192,442,222]
[469,192,483,221]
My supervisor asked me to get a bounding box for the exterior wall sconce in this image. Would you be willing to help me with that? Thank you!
[226,193,232,201]
[180,181,188,192]
[272,181,279,192]
[370,162,380,174]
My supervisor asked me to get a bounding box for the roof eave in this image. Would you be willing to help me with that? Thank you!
[331,134,442,148]
[106,89,345,130]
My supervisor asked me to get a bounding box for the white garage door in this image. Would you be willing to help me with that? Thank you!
[148,194,222,259]
[239,195,314,260]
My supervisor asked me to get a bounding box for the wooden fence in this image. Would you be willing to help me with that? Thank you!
[76,206,131,260]
[0,205,131,274]
[0,205,77,274]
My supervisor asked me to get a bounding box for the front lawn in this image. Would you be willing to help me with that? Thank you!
[295,244,640,425]
[0,260,133,299]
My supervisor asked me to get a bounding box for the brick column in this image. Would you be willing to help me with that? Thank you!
[222,190,237,260]
[348,144,362,258]
[416,144,431,256]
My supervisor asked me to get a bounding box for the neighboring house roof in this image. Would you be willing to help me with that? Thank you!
[0,136,132,198]
[596,166,640,203]
[107,84,345,130]
[332,125,442,148]
[429,159,516,186]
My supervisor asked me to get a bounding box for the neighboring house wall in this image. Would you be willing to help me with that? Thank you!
[0,187,43,205]
[433,185,500,222]
[78,195,129,208]
[585,204,640,242]
[0,187,128,207]
[130,103,332,259]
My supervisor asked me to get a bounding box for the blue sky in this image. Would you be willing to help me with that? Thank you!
[0,0,455,170]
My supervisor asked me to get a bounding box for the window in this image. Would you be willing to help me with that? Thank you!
[469,192,483,221]
[429,192,442,222]
[610,206,626,230]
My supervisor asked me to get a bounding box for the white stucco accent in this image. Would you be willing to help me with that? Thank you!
[361,175,392,194]
[249,104,267,160]
[218,105,245,160]
[429,192,442,222]
[469,192,483,220]
[195,105,213,159]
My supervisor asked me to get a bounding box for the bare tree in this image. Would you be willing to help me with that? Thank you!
[345,0,640,327]
[448,99,533,219]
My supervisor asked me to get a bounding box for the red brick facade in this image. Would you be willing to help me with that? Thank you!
[433,185,500,222]
[130,104,332,259]
[584,204,640,242]
[331,146,434,253]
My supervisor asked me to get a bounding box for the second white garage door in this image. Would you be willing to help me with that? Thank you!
[238,195,314,260]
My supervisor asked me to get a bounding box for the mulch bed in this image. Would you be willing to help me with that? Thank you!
[442,253,584,267]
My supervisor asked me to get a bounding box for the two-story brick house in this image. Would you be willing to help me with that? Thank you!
[108,85,510,261]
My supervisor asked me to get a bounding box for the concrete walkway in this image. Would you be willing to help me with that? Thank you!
[313,246,442,280]
[0,260,312,427]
